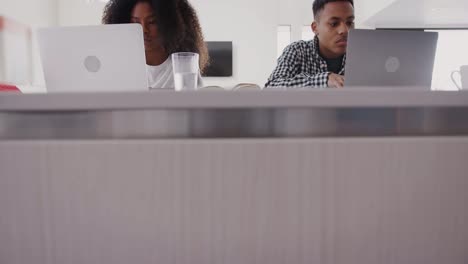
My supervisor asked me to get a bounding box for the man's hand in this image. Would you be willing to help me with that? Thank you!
[328,73,345,88]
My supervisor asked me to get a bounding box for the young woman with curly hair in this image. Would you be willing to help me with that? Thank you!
[102,0,209,89]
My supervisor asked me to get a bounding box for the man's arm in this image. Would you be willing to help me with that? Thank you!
[265,44,330,88]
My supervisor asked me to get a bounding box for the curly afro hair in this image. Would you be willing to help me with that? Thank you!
[102,0,209,71]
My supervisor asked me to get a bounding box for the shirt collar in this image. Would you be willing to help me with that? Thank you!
[312,36,347,73]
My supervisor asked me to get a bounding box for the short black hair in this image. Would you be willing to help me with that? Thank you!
[313,0,354,18]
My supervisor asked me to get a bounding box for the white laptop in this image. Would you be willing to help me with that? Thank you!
[38,24,148,93]
[344,29,438,89]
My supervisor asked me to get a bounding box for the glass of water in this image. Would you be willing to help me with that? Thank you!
[172,52,199,91]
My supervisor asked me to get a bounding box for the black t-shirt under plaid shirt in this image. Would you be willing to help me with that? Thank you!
[265,37,346,88]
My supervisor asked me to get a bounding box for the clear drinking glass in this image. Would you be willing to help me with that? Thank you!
[172,52,199,91]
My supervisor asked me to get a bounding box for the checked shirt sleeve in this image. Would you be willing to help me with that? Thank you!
[264,43,330,88]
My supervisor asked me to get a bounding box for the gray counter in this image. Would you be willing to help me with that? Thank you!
[2,88,468,264]
[1,89,468,139]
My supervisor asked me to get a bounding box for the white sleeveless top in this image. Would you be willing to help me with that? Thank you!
[146,57,203,89]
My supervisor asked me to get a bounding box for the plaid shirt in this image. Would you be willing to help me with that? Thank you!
[265,37,346,88]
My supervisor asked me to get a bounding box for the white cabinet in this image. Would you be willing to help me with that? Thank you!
[364,0,468,29]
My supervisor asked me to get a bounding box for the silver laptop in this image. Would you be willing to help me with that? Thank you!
[38,24,148,93]
[345,29,438,88]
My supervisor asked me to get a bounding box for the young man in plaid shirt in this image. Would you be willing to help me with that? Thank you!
[265,0,355,88]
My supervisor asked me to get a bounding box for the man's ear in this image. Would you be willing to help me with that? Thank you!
[312,21,318,36]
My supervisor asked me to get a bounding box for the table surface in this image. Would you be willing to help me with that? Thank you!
[1,88,468,111]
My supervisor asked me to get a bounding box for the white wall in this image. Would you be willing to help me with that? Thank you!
[355,0,396,28]
[0,0,57,26]
[191,0,277,87]
[193,0,397,87]
[57,0,106,26]
[0,0,57,87]
[2,0,394,88]
[50,0,468,88]
[55,0,386,88]
[57,0,280,87]
[194,0,391,87]
[9,0,466,89]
